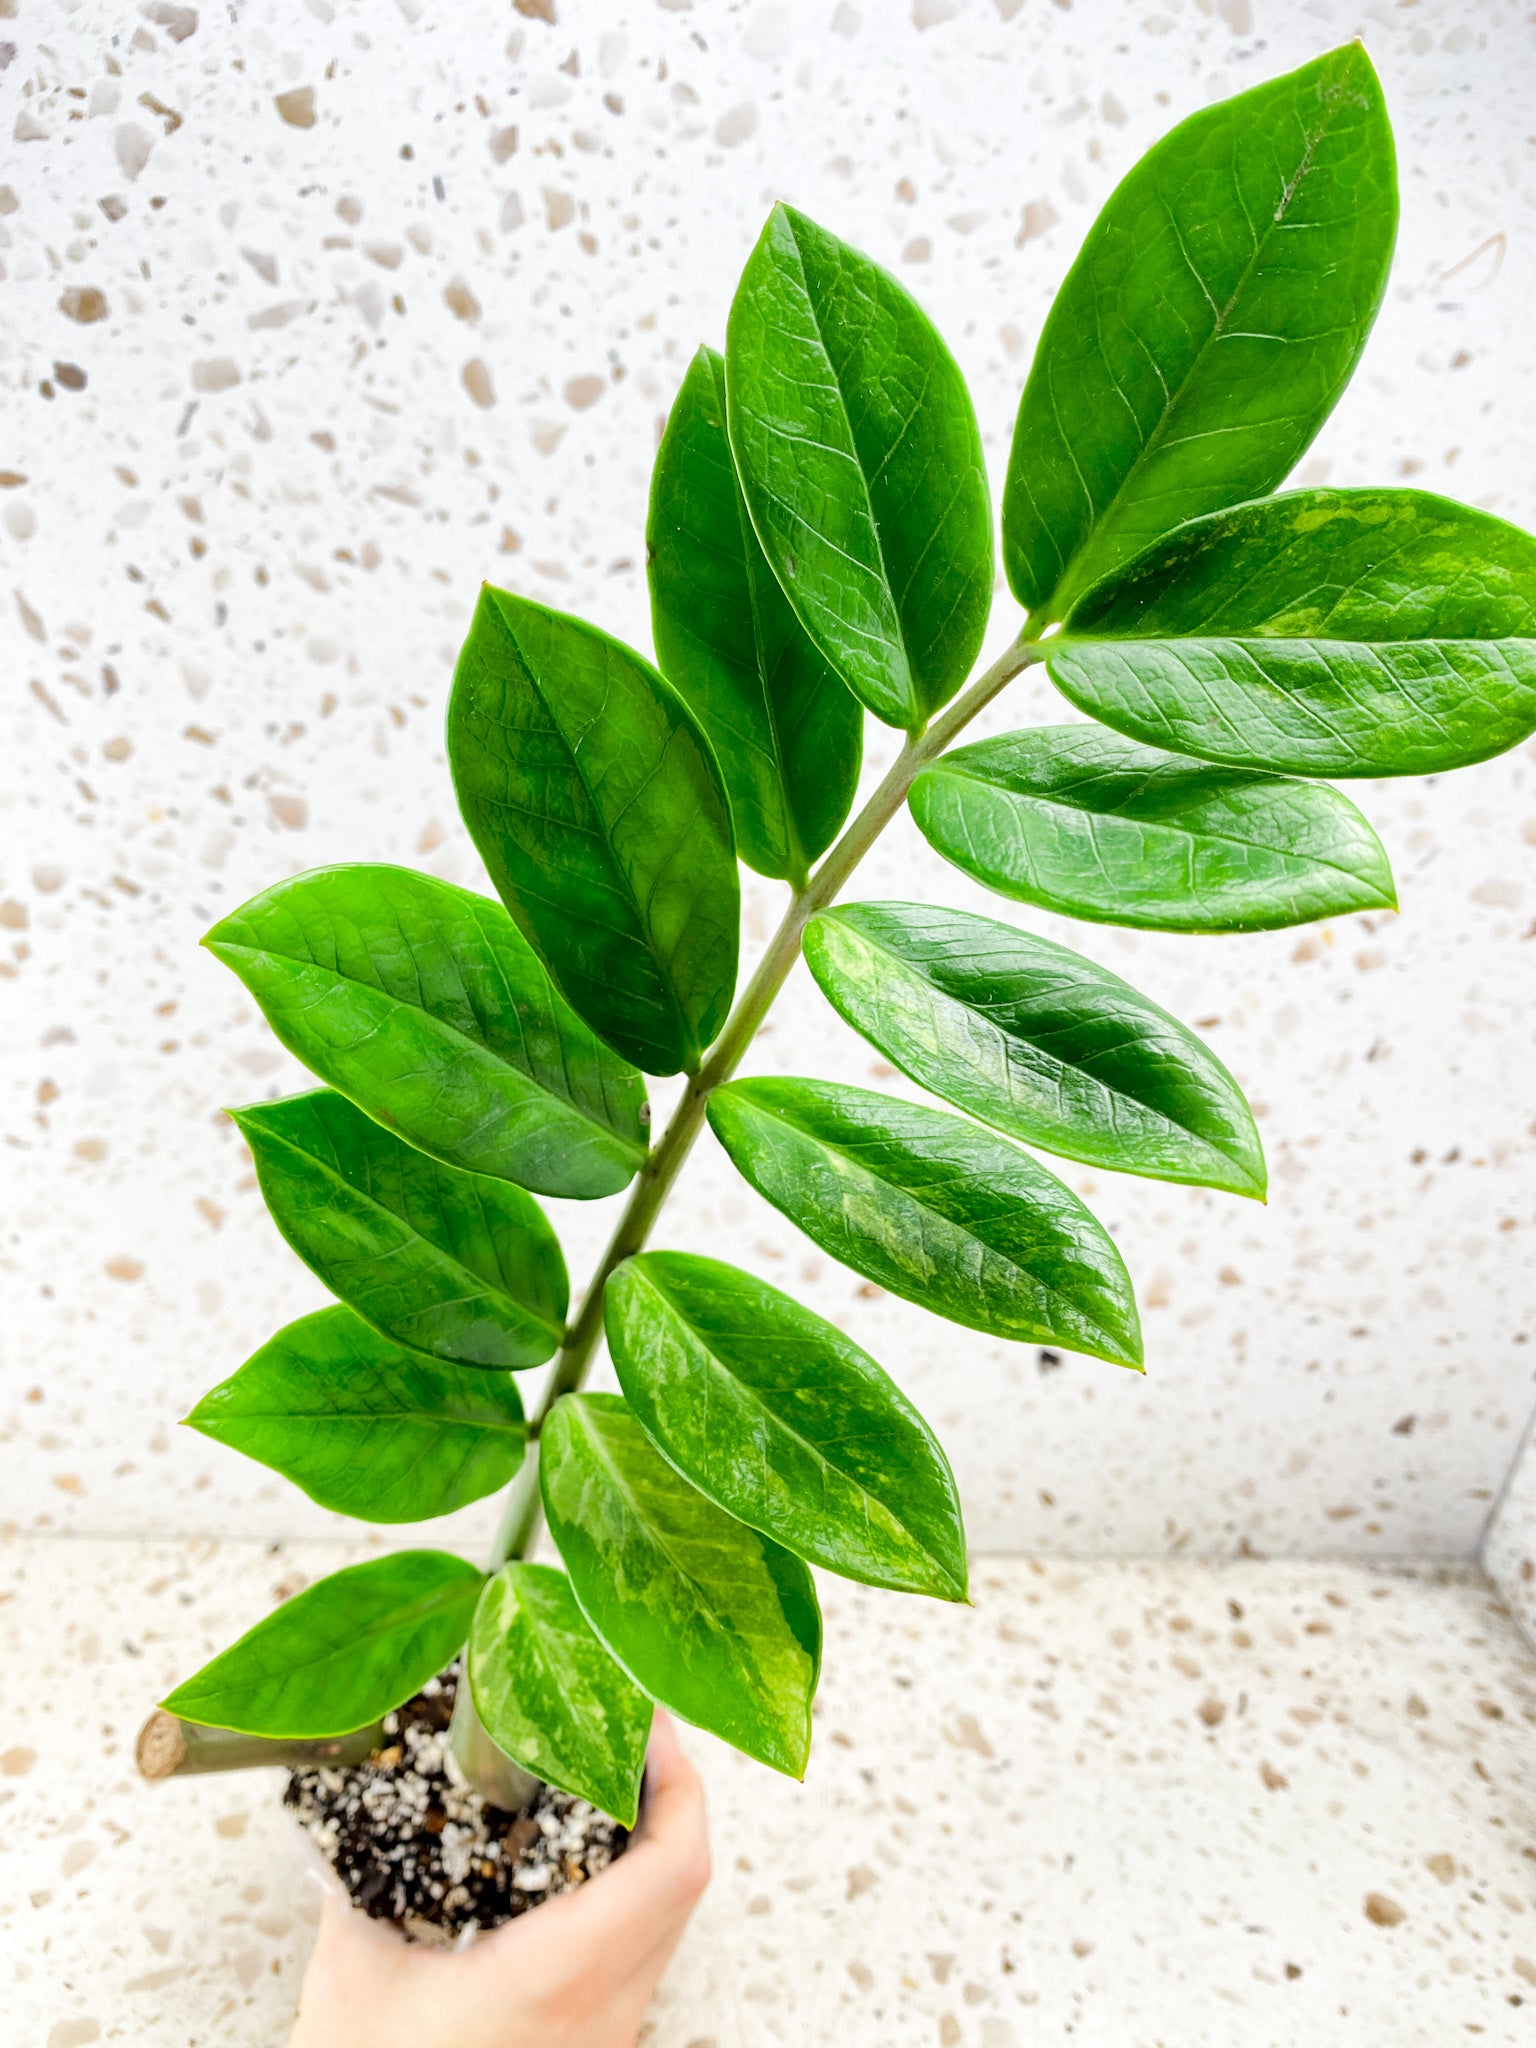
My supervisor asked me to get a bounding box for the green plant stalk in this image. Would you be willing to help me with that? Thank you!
[138,630,1043,1791]
[487,626,1045,1572]
[135,1706,385,1781]
[447,1671,543,1812]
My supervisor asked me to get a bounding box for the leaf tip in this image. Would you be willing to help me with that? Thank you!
[1316,35,1378,85]
[199,927,235,962]
[1105,1326,1146,1375]
[933,1558,971,1606]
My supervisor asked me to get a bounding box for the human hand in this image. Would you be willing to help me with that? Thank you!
[287,1711,711,2048]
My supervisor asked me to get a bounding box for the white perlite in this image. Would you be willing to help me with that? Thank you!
[284,1664,623,1946]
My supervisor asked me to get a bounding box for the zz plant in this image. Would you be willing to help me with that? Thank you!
[149,48,1536,1826]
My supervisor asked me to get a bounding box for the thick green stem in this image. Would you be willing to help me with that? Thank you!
[147,638,1045,1795]
[448,1674,542,1812]
[136,1708,384,1781]
[486,628,1044,1572]
[488,1438,545,1570]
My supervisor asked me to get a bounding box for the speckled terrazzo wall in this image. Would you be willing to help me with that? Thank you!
[3,0,1534,1559]
[1486,1418,1536,1635]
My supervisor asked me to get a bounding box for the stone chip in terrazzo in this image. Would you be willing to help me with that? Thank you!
[6,1538,1536,2046]
[0,0,1530,1573]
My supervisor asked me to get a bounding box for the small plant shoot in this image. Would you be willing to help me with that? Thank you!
[159,48,1536,1830]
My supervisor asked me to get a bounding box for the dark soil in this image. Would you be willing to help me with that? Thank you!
[284,1664,627,1946]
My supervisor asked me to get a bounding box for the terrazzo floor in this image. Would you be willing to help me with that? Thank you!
[3,1538,1534,2048]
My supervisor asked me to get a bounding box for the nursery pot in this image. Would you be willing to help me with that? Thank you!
[140,1663,628,1944]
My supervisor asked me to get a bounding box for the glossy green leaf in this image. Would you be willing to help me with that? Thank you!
[707,1079,1141,1369]
[605,1252,967,1600]
[1052,488,1536,776]
[186,1306,527,1523]
[161,1550,483,1738]
[648,346,863,885]
[725,203,992,731]
[447,587,739,1075]
[233,1089,567,1370]
[541,1392,821,1777]
[204,865,647,1201]
[468,1563,653,1825]
[804,903,1264,1198]
[1003,45,1397,619]
[909,725,1394,933]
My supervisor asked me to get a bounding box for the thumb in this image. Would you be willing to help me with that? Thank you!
[472,1711,710,1982]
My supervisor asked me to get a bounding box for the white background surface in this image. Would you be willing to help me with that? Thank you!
[8,1541,1536,2047]
[3,0,1536,1560]
[1487,1408,1536,1634]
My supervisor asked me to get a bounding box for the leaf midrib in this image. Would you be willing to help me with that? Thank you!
[206,1400,527,1437]
[211,937,643,1168]
[171,1568,479,1714]
[1049,77,1347,614]
[734,1093,1135,1360]
[474,1579,614,1801]
[777,212,916,714]
[566,1404,785,1715]
[241,1116,565,1347]
[1067,625,1536,656]
[939,765,1381,891]
[631,1266,959,1589]
[479,602,701,1066]
[707,348,809,884]
[834,922,1248,1180]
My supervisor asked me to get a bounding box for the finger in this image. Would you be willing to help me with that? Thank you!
[470,1715,710,1990]
[616,1901,705,2012]
[468,1844,706,2023]
[554,1713,710,1931]
[289,1891,416,2048]
[634,1711,709,1864]
[297,1832,346,1903]
[311,1884,414,1968]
